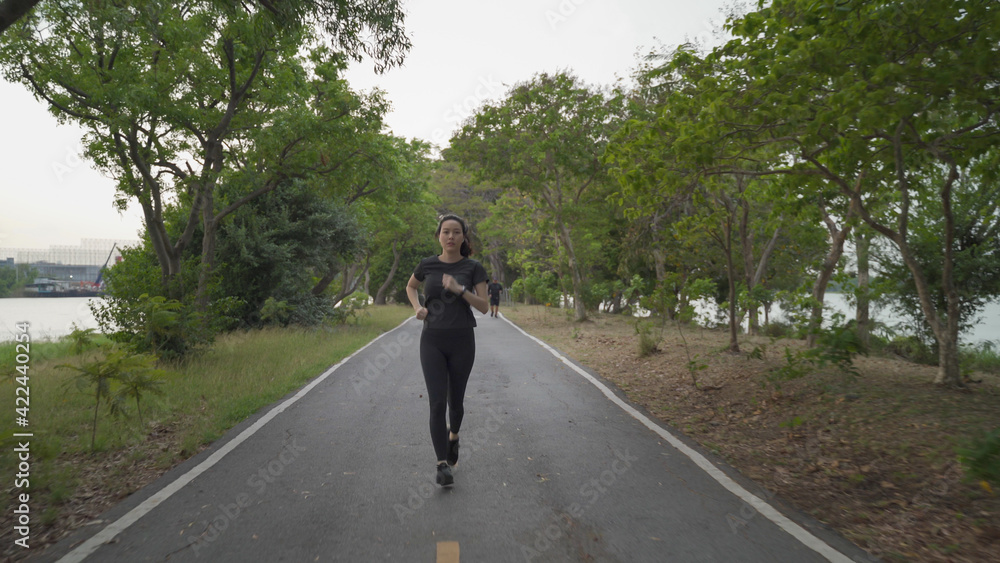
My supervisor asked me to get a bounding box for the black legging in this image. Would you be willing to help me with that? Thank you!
[419,327,476,461]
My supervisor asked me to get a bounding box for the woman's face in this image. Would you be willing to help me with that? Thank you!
[438,219,464,252]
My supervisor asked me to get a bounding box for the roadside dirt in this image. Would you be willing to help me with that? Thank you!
[503,305,1000,563]
[1,421,201,562]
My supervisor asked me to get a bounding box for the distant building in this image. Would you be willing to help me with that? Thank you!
[0,239,137,293]
[30,262,103,281]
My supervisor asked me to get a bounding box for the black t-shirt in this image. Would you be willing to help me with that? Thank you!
[488,283,503,299]
[413,256,489,329]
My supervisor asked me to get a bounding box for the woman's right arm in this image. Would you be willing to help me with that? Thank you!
[406,274,428,320]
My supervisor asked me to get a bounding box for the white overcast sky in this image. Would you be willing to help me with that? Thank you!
[0,0,731,250]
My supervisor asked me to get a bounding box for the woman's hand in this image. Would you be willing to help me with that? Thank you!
[415,307,428,320]
[442,273,463,294]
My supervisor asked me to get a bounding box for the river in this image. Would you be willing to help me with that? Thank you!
[0,297,102,342]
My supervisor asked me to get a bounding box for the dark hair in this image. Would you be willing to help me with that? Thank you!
[436,214,473,257]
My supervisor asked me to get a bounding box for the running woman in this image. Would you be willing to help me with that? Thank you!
[406,214,489,486]
[487,279,503,317]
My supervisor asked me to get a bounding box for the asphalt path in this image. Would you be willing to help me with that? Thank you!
[36,314,876,563]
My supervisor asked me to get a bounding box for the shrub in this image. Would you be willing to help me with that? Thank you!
[769,321,868,384]
[59,349,165,450]
[762,321,795,339]
[634,320,660,357]
[958,428,1000,487]
[878,334,937,365]
[960,340,1000,375]
[260,297,292,326]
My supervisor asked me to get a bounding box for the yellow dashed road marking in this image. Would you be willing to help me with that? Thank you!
[436,541,459,563]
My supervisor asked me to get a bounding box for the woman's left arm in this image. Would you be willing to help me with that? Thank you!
[467,280,490,314]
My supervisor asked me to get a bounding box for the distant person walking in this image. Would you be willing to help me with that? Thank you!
[406,214,489,486]
[487,279,503,318]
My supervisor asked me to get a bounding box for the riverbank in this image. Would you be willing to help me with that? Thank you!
[502,305,1000,563]
[0,305,415,561]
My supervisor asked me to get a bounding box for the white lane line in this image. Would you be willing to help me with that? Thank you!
[502,316,855,563]
[58,319,414,563]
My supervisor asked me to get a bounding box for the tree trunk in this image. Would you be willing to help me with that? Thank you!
[935,331,962,387]
[807,206,852,348]
[652,247,667,285]
[738,201,759,335]
[558,222,587,322]
[935,164,963,387]
[139,197,181,296]
[312,268,338,296]
[855,230,871,348]
[374,241,401,305]
[722,216,740,354]
[848,158,964,387]
[195,189,218,312]
[329,258,370,306]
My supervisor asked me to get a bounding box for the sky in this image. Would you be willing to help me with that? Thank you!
[0,0,731,251]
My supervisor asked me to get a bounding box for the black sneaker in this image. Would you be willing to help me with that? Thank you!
[436,462,454,486]
[447,438,460,467]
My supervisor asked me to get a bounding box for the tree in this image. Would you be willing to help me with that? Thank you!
[0,265,36,297]
[368,145,438,306]
[214,179,364,326]
[0,1,411,62]
[616,0,1000,386]
[713,0,1000,386]
[451,72,621,322]
[0,0,408,309]
[876,172,1000,353]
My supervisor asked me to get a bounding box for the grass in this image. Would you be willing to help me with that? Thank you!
[0,304,414,549]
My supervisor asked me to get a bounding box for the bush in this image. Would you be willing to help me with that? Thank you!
[330,291,371,325]
[260,297,292,326]
[514,272,562,307]
[960,340,1000,375]
[769,321,868,383]
[634,320,660,357]
[59,348,165,450]
[877,334,937,365]
[958,428,1000,487]
[762,321,795,339]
